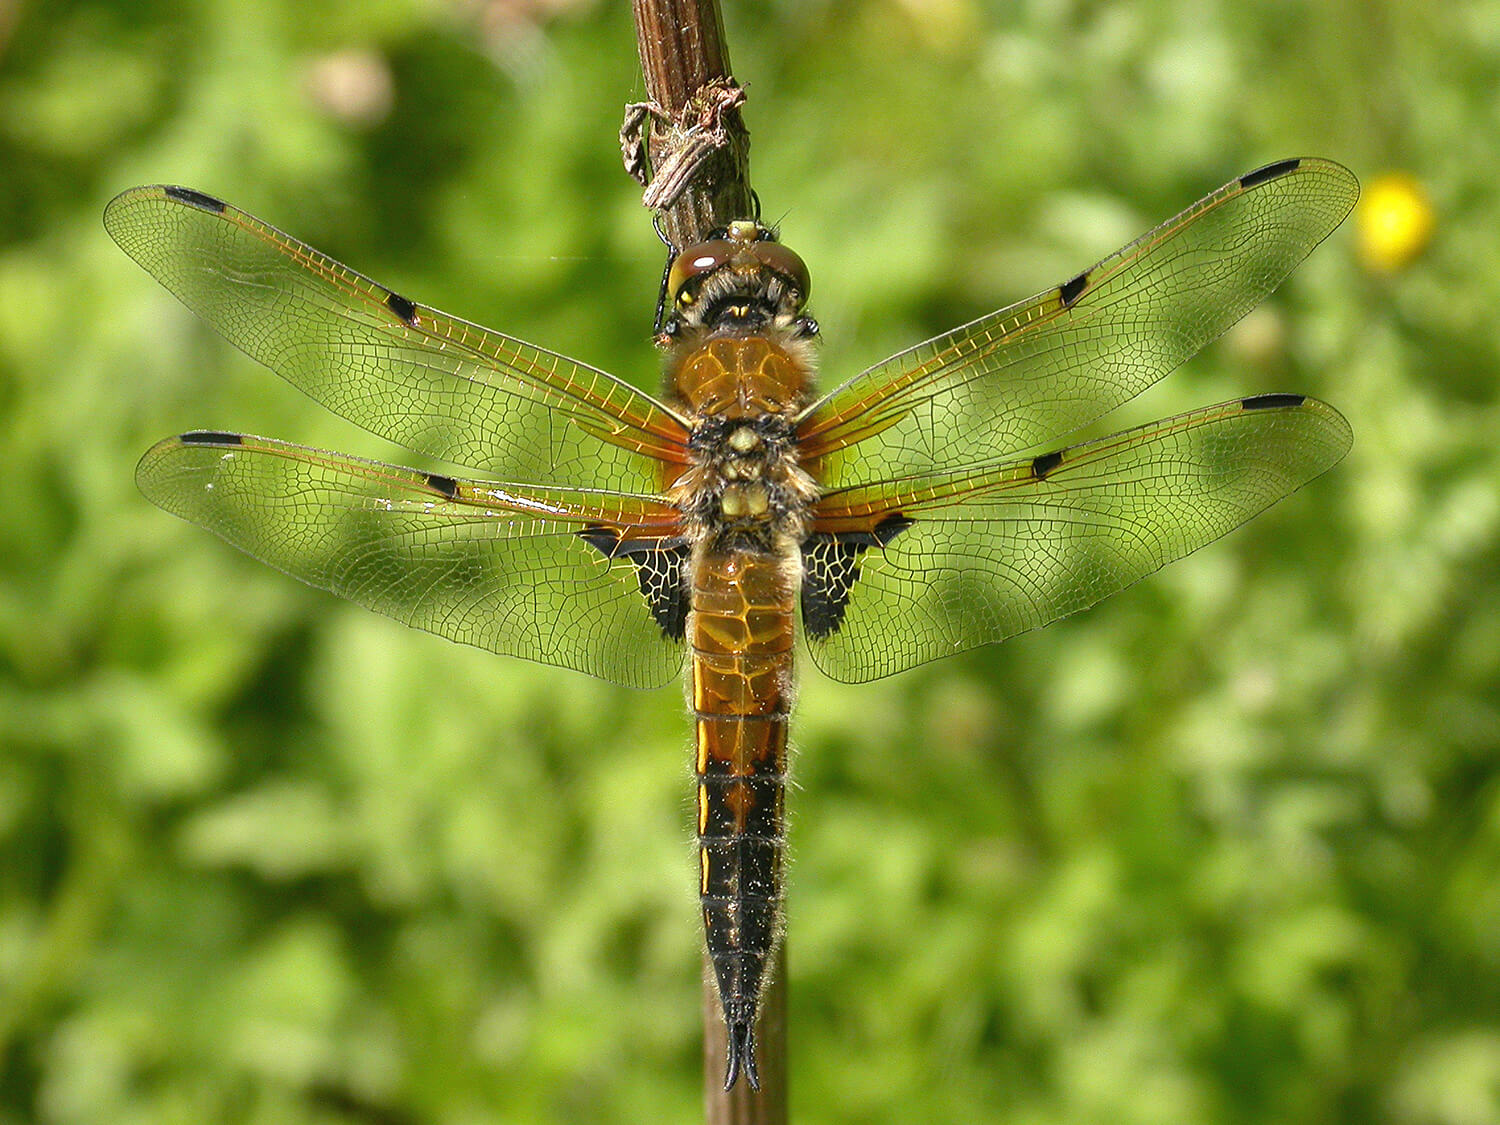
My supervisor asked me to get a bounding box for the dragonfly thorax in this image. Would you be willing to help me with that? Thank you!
[674,413,817,550]
[660,227,819,415]
[660,223,822,551]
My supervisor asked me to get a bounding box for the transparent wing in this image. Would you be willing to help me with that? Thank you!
[137,432,686,688]
[796,159,1358,485]
[803,395,1352,682]
[107,186,689,491]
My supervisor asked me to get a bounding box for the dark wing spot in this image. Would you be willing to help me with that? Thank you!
[180,430,243,445]
[385,291,418,325]
[1239,158,1301,189]
[164,186,227,213]
[577,529,690,640]
[1058,271,1089,308]
[1031,450,1063,478]
[424,473,459,499]
[1241,392,1306,411]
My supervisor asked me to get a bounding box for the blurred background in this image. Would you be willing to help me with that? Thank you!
[2,0,1496,1122]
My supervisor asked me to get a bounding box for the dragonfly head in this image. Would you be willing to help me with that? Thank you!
[663,221,814,338]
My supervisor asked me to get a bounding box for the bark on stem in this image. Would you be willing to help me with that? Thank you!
[629,0,754,250]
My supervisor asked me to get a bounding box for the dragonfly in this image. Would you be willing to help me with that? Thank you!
[107,156,1357,1090]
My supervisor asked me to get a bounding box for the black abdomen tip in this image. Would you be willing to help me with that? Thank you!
[723,1020,760,1091]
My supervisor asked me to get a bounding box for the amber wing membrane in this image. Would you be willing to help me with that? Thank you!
[137,433,686,688]
[805,395,1352,682]
[106,186,689,491]
[797,159,1358,484]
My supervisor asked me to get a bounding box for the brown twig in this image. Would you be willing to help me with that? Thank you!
[627,0,753,252]
[623,77,747,214]
[626,4,787,1123]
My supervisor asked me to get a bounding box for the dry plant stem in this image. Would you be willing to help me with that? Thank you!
[629,2,786,1122]
[630,0,753,251]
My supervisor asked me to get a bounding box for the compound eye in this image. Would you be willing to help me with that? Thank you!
[668,239,734,306]
[752,241,811,307]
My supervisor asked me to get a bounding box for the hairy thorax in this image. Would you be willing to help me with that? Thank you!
[665,328,820,554]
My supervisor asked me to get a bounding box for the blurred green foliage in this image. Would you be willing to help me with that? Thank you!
[3,0,1499,1122]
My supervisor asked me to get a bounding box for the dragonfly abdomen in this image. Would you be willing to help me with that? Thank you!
[690,544,795,1091]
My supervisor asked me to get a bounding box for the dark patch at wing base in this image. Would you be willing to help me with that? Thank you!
[801,515,912,639]
[578,528,691,640]
[163,186,227,213]
[871,514,914,544]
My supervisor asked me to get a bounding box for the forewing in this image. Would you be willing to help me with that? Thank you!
[803,395,1352,682]
[137,433,686,688]
[797,159,1358,485]
[107,186,689,490]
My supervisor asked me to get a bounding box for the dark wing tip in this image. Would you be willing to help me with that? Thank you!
[163,186,229,213]
[722,1020,760,1091]
[1240,392,1306,411]
[179,430,244,446]
[1238,158,1301,189]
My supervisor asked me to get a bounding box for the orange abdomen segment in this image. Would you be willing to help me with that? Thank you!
[690,547,794,1080]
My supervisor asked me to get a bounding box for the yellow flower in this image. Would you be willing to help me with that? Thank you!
[1357,171,1435,274]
